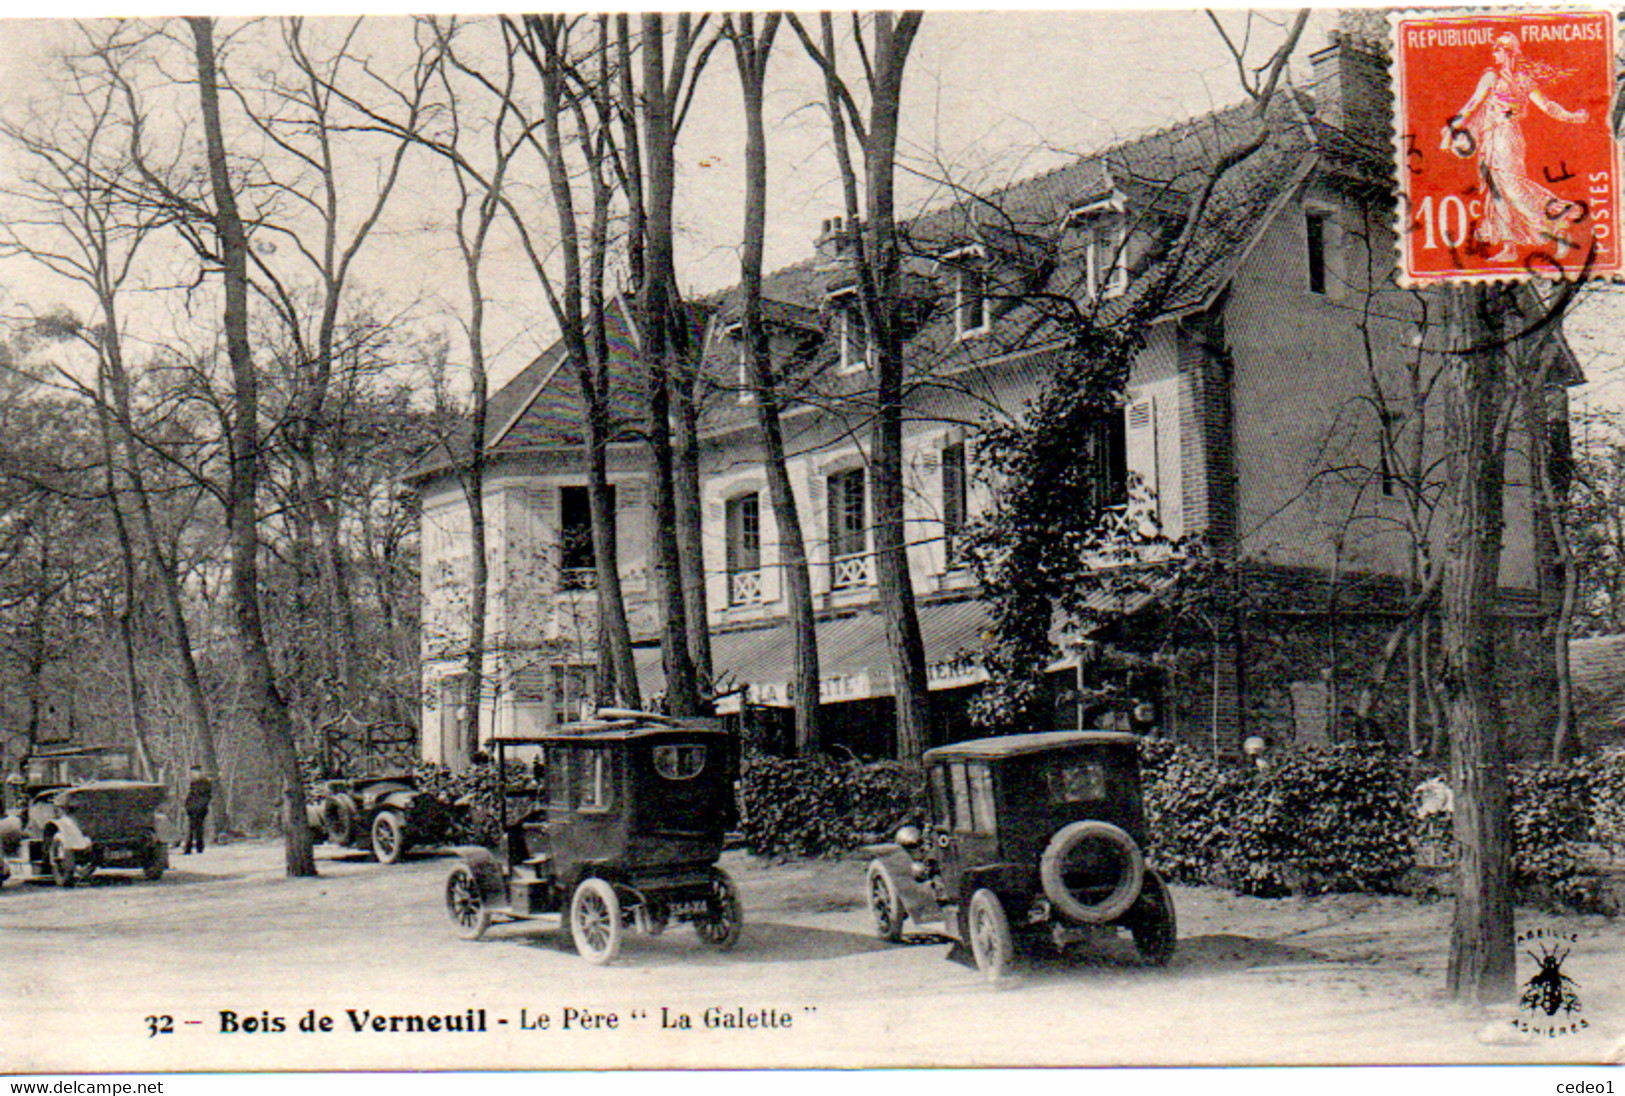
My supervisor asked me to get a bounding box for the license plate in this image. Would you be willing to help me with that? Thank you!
[669,899,707,917]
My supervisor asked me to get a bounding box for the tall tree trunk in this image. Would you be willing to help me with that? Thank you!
[795,10,930,760]
[675,366,711,691]
[100,298,218,796]
[189,16,315,877]
[1442,284,1513,1004]
[24,530,49,750]
[519,13,641,712]
[1524,384,1578,761]
[731,13,821,752]
[459,275,490,758]
[639,14,700,716]
[863,13,931,762]
[93,368,155,782]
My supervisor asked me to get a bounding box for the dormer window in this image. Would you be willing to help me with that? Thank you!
[826,284,872,374]
[1067,195,1128,300]
[942,246,991,340]
[737,339,754,404]
[722,320,754,405]
[957,266,990,338]
[839,312,872,373]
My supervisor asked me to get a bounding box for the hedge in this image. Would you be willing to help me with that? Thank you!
[1143,740,1413,897]
[737,751,925,858]
[1144,739,1625,911]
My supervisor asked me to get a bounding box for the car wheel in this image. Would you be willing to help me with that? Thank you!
[866,860,905,942]
[570,877,623,965]
[445,863,492,941]
[693,868,743,951]
[1039,820,1145,925]
[1130,868,1177,967]
[966,888,1014,983]
[143,842,168,882]
[49,834,78,888]
[323,799,357,847]
[371,811,405,865]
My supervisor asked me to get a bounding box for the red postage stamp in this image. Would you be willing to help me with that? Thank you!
[1392,9,1620,284]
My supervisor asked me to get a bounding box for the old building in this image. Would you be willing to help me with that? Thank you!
[407,34,1577,767]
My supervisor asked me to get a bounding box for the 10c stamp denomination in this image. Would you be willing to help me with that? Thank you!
[1393,9,1620,284]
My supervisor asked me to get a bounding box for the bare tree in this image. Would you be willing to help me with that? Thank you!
[234,16,428,719]
[725,12,823,752]
[0,23,222,803]
[616,13,720,716]
[1440,284,1516,1003]
[791,11,931,760]
[507,13,642,708]
[186,15,314,875]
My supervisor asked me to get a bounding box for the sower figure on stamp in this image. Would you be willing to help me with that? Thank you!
[1443,32,1590,262]
[182,765,212,855]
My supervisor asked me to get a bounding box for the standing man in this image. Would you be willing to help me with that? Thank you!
[182,765,213,854]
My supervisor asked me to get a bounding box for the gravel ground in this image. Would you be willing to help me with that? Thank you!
[2,839,1623,1072]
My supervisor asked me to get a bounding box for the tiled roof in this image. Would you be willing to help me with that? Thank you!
[418,88,1332,473]
[403,297,711,481]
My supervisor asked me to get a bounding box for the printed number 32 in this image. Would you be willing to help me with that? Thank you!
[145,1015,173,1038]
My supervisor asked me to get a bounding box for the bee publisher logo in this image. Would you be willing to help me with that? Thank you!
[1514,928,1589,1037]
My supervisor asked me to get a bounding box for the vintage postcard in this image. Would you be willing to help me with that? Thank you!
[1,6,1624,1084]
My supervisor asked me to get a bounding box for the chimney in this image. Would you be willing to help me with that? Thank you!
[1309,30,1391,153]
[815,215,854,266]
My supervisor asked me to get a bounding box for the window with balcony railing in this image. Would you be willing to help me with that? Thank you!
[827,466,870,590]
[558,484,613,592]
[726,492,762,606]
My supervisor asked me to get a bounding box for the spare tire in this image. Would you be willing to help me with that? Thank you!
[1039,820,1144,924]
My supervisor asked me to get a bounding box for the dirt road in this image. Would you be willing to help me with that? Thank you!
[2,841,1622,1072]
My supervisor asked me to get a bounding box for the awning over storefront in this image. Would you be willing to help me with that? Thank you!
[632,598,993,711]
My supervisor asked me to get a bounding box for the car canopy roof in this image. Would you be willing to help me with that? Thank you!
[923,730,1140,764]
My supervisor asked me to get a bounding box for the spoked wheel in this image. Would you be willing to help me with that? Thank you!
[49,835,78,888]
[693,868,743,951]
[323,799,357,847]
[966,888,1014,983]
[371,811,405,865]
[1129,868,1177,967]
[866,860,905,942]
[571,877,623,965]
[143,842,168,882]
[445,864,492,941]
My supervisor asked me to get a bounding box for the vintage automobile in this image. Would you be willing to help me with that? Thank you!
[306,771,457,864]
[443,710,743,965]
[0,746,173,887]
[864,730,1176,981]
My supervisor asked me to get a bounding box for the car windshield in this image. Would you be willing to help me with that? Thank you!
[27,751,132,785]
